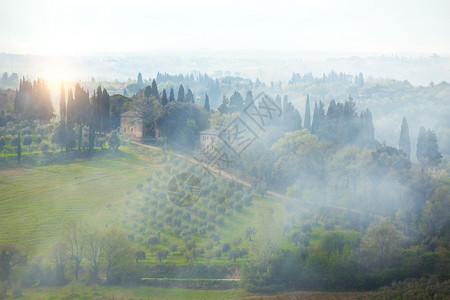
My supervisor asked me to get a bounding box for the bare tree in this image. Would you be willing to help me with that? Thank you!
[65,222,85,280]
[52,242,67,286]
[84,226,103,283]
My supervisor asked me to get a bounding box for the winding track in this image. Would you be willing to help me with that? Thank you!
[126,139,383,219]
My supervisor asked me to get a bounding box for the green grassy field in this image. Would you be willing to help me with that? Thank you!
[0,145,166,254]
[0,143,286,265]
[9,284,250,299]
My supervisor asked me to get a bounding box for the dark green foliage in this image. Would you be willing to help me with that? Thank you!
[228,90,243,113]
[399,116,411,158]
[217,95,229,114]
[186,88,194,103]
[177,84,185,102]
[109,131,120,150]
[59,81,66,122]
[144,86,152,98]
[371,146,411,174]
[161,89,168,106]
[282,95,302,132]
[137,72,143,87]
[304,94,311,130]
[110,94,132,128]
[158,102,209,148]
[244,90,253,107]
[151,79,159,100]
[417,127,442,167]
[203,94,210,113]
[169,88,175,102]
[15,78,54,121]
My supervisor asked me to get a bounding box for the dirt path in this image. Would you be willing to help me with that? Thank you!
[127,139,382,218]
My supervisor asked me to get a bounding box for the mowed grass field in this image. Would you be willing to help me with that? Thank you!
[0,146,165,255]
[0,143,284,264]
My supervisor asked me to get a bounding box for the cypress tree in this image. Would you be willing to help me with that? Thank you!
[151,79,159,100]
[399,117,411,158]
[60,81,66,122]
[137,72,143,87]
[66,88,74,123]
[144,86,152,98]
[245,90,253,107]
[102,88,110,131]
[416,127,427,163]
[311,101,318,134]
[204,94,210,113]
[417,127,442,167]
[304,94,311,130]
[161,89,168,106]
[178,85,185,102]
[229,91,243,112]
[186,88,194,103]
[425,129,442,166]
[169,88,175,102]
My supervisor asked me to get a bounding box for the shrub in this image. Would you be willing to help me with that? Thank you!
[23,134,33,147]
[35,135,42,144]
[0,281,7,299]
[215,249,222,258]
[221,243,231,253]
[10,136,18,146]
[217,217,225,226]
[40,142,50,153]
[244,195,253,206]
[301,223,312,233]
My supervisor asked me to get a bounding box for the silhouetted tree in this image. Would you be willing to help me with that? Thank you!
[218,95,229,114]
[186,88,194,103]
[60,81,66,122]
[151,79,159,100]
[144,86,152,98]
[245,90,254,107]
[161,89,168,106]
[204,94,210,113]
[229,90,243,112]
[169,88,175,102]
[417,127,442,167]
[178,85,185,102]
[137,72,143,87]
[304,94,311,130]
[399,117,411,158]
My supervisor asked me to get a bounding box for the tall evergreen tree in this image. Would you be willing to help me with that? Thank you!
[169,88,175,102]
[245,90,253,107]
[282,96,302,132]
[186,88,194,103]
[358,72,364,87]
[60,81,66,122]
[137,72,143,87]
[417,127,442,167]
[178,85,185,102]
[229,90,243,112]
[304,94,311,130]
[204,94,210,113]
[399,117,411,158]
[151,79,159,100]
[144,86,152,98]
[416,127,427,163]
[161,89,168,106]
[218,95,229,114]
[66,88,74,123]
[102,88,110,131]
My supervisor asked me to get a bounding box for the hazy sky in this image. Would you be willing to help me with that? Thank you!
[0,0,449,55]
